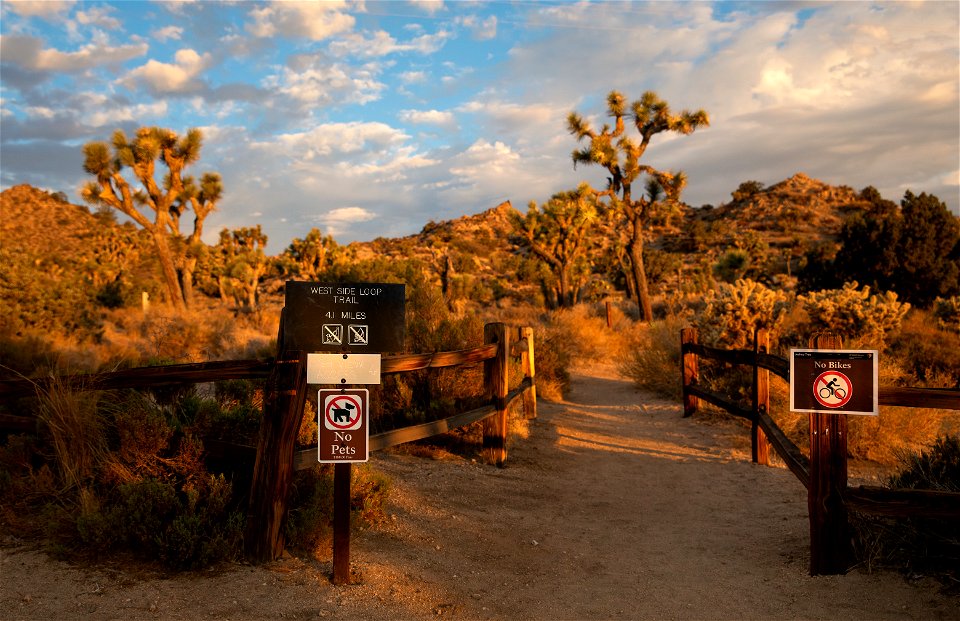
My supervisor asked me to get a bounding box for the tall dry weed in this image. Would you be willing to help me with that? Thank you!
[34,377,108,513]
[618,316,685,400]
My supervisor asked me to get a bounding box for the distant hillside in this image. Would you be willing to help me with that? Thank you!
[343,200,543,308]
[1,173,880,331]
[0,184,162,337]
[697,172,868,241]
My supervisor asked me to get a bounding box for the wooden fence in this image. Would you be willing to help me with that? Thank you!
[0,320,536,574]
[680,327,960,575]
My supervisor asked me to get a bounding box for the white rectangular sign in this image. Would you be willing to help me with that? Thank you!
[307,353,381,385]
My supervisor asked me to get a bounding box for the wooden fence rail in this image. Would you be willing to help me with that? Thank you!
[0,321,536,570]
[679,326,960,575]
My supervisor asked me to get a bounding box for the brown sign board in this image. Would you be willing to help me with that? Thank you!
[318,389,369,463]
[284,282,405,353]
[790,349,878,415]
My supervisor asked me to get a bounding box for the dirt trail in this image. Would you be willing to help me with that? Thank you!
[2,366,957,620]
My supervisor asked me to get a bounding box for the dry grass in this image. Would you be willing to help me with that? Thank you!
[617,316,686,400]
[34,376,109,511]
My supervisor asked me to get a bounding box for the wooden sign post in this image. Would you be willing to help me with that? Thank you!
[789,333,879,575]
[286,281,405,586]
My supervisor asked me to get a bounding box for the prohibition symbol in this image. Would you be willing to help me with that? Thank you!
[322,324,343,345]
[323,393,363,430]
[813,370,852,409]
[348,324,368,346]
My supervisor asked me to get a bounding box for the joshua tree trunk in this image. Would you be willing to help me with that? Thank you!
[629,237,653,322]
[177,255,197,309]
[153,228,187,312]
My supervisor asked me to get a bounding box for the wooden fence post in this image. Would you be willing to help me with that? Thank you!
[752,329,771,466]
[808,332,851,576]
[519,326,537,420]
[605,301,613,328]
[483,322,509,466]
[680,327,699,417]
[245,311,308,563]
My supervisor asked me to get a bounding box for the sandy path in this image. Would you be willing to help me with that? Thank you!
[2,367,957,620]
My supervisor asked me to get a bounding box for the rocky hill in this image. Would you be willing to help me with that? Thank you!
[0,184,161,338]
[1,173,876,332]
[697,172,868,241]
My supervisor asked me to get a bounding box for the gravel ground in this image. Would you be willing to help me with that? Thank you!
[2,366,957,620]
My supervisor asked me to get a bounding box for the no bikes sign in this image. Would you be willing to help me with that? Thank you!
[790,349,878,416]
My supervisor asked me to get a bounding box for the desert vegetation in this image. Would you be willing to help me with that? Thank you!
[1,111,958,577]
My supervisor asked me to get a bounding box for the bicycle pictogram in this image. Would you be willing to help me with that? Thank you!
[813,370,852,409]
[818,377,847,401]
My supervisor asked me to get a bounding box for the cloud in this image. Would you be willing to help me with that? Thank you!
[263,51,387,108]
[75,6,121,30]
[407,1,445,16]
[246,1,355,40]
[398,109,455,127]
[83,100,169,128]
[313,206,376,237]
[153,25,184,42]
[252,122,416,168]
[399,70,427,84]
[268,64,385,108]
[122,48,211,94]
[3,1,74,19]
[328,28,452,58]
[457,14,497,40]
[0,34,147,73]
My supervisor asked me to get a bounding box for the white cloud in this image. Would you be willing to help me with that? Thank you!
[329,28,451,58]
[83,100,168,128]
[153,25,184,42]
[314,206,376,236]
[407,1,444,16]
[123,48,211,94]
[267,61,385,107]
[75,6,121,30]
[246,1,355,40]
[399,109,455,127]
[449,139,519,179]
[0,34,147,72]
[255,122,409,160]
[399,70,427,84]
[458,14,497,40]
[3,1,74,19]
[25,105,56,119]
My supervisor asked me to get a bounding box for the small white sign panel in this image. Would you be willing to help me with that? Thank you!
[307,353,382,385]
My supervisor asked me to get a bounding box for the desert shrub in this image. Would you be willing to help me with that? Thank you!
[798,282,909,345]
[889,435,960,491]
[618,316,685,400]
[932,296,960,333]
[542,305,621,364]
[0,382,253,569]
[851,435,960,580]
[77,475,243,569]
[888,309,960,388]
[696,278,789,349]
[284,464,391,558]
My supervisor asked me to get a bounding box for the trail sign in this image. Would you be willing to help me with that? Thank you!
[284,282,405,353]
[790,349,878,415]
[318,388,369,463]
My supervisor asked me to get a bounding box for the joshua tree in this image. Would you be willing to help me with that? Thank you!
[171,172,223,307]
[568,91,708,321]
[512,184,599,308]
[215,225,268,312]
[81,127,218,311]
[283,228,340,281]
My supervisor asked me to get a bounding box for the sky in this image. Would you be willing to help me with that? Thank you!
[1,0,958,251]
